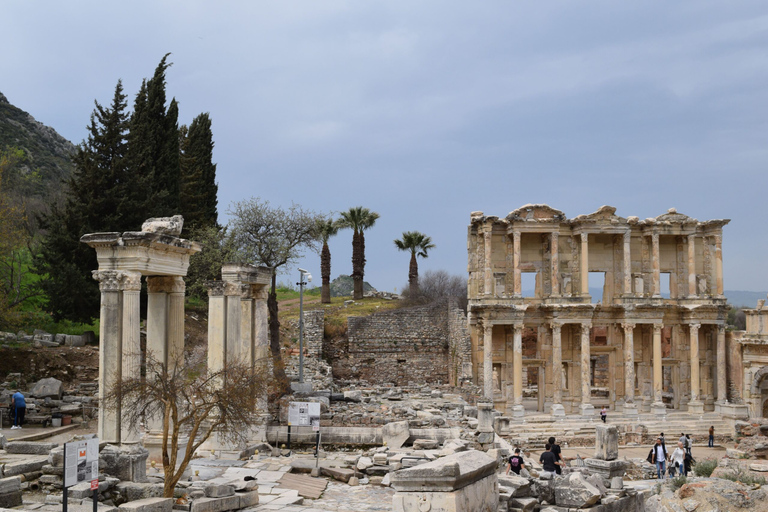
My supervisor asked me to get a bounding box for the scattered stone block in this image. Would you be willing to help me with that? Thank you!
[30,377,63,399]
[382,420,410,449]
[204,484,234,498]
[320,466,355,483]
[554,472,601,508]
[117,497,173,511]
[413,439,439,450]
[509,496,537,512]
[594,424,619,461]
[357,457,373,471]
[237,491,259,508]
[344,390,363,402]
[141,215,184,236]
[498,474,530,497]
[5,441,58,455]
[189,495,240,512]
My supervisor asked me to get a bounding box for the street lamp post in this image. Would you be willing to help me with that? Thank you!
[297,268,312,383]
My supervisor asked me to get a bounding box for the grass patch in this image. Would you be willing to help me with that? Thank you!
[721,468,767,486]
[5,309,99,336]
[693,458,718,477]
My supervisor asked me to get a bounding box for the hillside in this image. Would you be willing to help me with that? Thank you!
[0,91,75,197]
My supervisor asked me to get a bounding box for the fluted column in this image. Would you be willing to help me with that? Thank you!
[513,324,523,408]
[513,231,521,296]
[651,232,661,297]
[652,324,665,414]
[687,234,697,297]
[224,282,243,364]
[167,277,186,369]
[483,228,493,296]
[146,277,169,365]
[580,322,594,416]
[253,288,270,415]
[623,231,632,295]
[580,233,589,296]
[483,323,494,400]
[717,325,727,403]
[241,290,255,366]
[120,271,142,444]
[622,322,636,405]
[207,282,227,374]
[93,270,125,445]
[715,234,724,296]
[550,323,565,417]
[551,232,560,297]
[688,323,703,414]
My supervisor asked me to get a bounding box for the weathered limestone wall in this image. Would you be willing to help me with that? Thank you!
[447,298,472,385]
[304,310,324,359]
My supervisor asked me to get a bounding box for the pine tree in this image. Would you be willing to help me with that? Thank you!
[36,80,130,322]
[179,113,217,229]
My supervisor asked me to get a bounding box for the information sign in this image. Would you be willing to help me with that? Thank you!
[288,401,321,427]
[64,437,99,488]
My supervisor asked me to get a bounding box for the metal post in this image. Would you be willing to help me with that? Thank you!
[315,431,320,458]
[93,488,98,512]
[287,425,292,450]
[62,443,68,512]
[298,271,305,383]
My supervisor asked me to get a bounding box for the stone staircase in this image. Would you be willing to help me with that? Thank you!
[496,411,733,450]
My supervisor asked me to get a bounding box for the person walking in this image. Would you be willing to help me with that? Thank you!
[652,437,668,479]
[507,448,526,475]
[708,426,715,448]
[600,406,607,423]
[660,432,666,448]
[11,390,25,429]
[670,441,686,477]
[685,434,692,456]
[540,444,560,477]
[548,437,563,475]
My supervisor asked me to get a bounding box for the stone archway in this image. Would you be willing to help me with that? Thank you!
[751,366,768,418]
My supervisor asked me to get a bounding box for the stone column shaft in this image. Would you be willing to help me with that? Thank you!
[513,324,523,406]
[653,324,663,404]
[580,233,589,296]
[225,283,243,364]
[146,279,169,366]
[207,282,227,374]
[120,272,142,444]
[622,323,636,404]
[651,233,661,296]
[167,278,186,370]
[551,324,562,405]
[93,270,124,445]
[688,234,697,297]
[483,324,494,400]
[690,323,701,402]
[483,229,492,296]
[715,234,724,296]
[513,231,521,296]
[253,289,270,413]
[241,296,255,367]
[551,232,559,297]
[623,231,632,295]
[581,323,591,405]
[717,325,727,402]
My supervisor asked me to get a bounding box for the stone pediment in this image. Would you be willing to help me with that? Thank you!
[506,204,566,222]
[571,205,627,226]
[652,208,699,226]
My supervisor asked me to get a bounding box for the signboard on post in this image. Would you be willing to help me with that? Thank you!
[64,437,99,488]
[288,401,321,427]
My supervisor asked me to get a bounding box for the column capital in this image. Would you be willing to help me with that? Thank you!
[621,322,636,331]
[689,323,701,333]
[223,281,243,296]
[206,280,226,297]
[122,271,142,292]
[550,322,562,334]
[512,230,521,242]
[713,234,723,245]
[551,231,559,241]
[580,232,588,243]
[513,323,524,334]
[717,324,726,334]
[92,270,132,292]
[580,321,592,330]
[623,230,631,242]
[252,286,269,301]
[148,276,184,294]
[653,324,663,334]
[687,233,696,242]
[483,323,493,335]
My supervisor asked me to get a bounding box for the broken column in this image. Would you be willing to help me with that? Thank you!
[585,424,626,479]
[391,451,499,512]
[477,402,495,449]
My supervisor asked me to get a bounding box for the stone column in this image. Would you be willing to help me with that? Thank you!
[253,288,270,416]
[580,322,594,417]
[225,282,243,364]
[512,324,524,418]
[715,234,724,296]
[550,232,559,297]
[651,232,661,297]
[146,277,169,365]
[93,270,125,445]
[623,231,632,295]
[120,271,142,444]
[513,231,521,297]
[580,233,589,296]
[483,228,492,296]
[241,289,255,367]
[622,322,638,416]
[483,323,494,400]
[207,282,227,374]
[550,323,565,417]
[688,323,704,414]
[717,325,727,403]
[687,234,697,297]
[651,324,666,415]
[167,277,186,369]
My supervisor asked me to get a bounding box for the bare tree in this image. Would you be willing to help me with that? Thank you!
[105,350,271,497]
[228,198,323,391]
[402,269,468,310]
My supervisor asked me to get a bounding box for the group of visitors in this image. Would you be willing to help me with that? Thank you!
[506,437,565,477]
[649,431,698,478]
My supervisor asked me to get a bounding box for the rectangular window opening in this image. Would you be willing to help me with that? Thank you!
[521,272,537,298]
[660,272,671,298]
[589,272,606,303]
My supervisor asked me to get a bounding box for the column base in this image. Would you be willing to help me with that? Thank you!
[687,400,704,415]
[100,444,149,483]
[651,402,667,416]
[580,403,595,418]
[511,405,526,421]
[550,403,566,418]
[143,432,189,466]
[715,402,749,420]
[623,403,639,417]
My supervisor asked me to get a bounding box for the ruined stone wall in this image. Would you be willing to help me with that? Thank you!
[303,310,324,358]
[347,300,453,385]
[447,298,471,385]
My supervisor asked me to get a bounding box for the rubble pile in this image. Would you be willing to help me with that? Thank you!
[0,376,96,427]
[0,329,95,348]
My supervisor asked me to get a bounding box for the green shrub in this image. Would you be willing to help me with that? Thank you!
[693,458,718,477]
[670,475,687,490]
[721,468,766,486]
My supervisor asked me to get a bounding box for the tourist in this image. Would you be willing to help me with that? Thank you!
[600,406,607,423]
[548,437,563,474]
[660,432,666,447]
[670,441,686,477]
[540,444,559,477]
[11,390,25,429]
[651,437,668,479]
[708,425,715,447]
[685,434,692,456]
[678,432,686,447]
[507,447,526,475]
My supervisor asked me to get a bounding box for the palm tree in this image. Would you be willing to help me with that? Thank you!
[339,206,380,299]
[317,217,341,303]
[394,231,435,298]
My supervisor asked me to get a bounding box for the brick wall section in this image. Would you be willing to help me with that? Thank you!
[303,310,325,358]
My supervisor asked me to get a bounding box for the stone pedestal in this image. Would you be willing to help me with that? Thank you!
[623,403,639,417]
[651,402,667,416]
[100,444,149,483]
[688,400,704,415]
[391,451,499,512]
[511,405,525,421]
[594,424,619,461]
[477,402,495,433]
[716,402,749,420]
[584,458,626,479]
[580,403,595,418]
[551,403,566,419]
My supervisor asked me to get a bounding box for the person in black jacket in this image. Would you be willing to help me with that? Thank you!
[548,437,563,474]
[651,437,668,479]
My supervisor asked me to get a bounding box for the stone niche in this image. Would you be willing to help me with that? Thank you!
[391,451,498,512]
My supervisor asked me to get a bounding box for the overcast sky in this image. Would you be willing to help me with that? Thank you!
[3,1,767,294]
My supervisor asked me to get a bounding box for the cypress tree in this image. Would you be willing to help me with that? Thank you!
[180,112,217,229]
[178,124,206,228]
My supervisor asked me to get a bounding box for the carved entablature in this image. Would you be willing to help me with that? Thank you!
[506,204,566,223]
